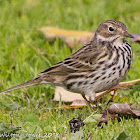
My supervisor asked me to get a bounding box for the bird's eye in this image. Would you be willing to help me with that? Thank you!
[108,27,114,32]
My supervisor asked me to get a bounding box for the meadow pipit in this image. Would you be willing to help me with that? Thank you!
[1,20,133,111]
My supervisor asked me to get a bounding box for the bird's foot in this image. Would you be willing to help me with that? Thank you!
[82,95,94,112]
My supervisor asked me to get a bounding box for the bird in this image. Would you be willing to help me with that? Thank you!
[0,20,133,112]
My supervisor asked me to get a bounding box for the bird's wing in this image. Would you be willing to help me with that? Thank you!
[38,41,105,76]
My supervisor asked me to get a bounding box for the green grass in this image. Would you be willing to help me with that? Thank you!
[0,0,140,139]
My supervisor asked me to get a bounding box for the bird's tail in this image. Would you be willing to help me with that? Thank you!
[0,77,43,94]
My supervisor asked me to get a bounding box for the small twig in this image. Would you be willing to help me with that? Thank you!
[95,79,140,101]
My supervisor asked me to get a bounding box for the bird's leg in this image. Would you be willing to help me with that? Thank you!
[111,90,117,101]
[94,89,113,101]
[82,95,94,112]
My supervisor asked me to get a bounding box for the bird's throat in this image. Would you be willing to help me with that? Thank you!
[96,34,121,43]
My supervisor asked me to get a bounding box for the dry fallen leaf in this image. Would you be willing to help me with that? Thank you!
[54,86,105,102]
[98,110,117,126]
[53,86,85,102]
[108,103,140,116]
[131,34,140,43]
[53,86,100,108]
[39,26,94,48]
[70,100,86,107]
[59,104,84,109]
[40,27,140,48]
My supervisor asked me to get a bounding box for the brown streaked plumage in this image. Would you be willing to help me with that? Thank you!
[0,20,133,111]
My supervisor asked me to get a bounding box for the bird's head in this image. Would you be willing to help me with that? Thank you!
[95,20,133,42]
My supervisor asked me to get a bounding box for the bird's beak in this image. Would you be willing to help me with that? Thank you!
[123,31,134,38]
